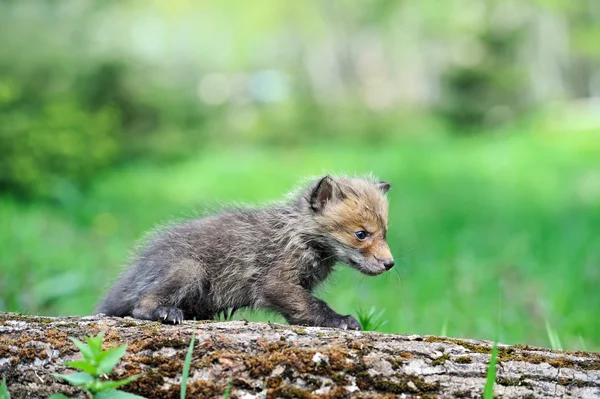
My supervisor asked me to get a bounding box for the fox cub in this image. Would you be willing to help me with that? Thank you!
[97,175,394,330]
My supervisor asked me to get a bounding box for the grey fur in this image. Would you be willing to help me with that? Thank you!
[96,175,393,330]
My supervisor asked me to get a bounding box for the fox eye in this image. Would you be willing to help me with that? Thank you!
[354,230,368,241]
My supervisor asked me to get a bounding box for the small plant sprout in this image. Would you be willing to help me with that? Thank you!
[356,306,388,331]
[49,331,144,399]
[578,335,587,352]
[440,318,448,337]
[545,319,563,350]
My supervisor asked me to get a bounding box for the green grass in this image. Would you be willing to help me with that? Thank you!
[483,342,499,399]
[545,320,563,350]
[0,377,10,399]
[1,132,599,350]
[180,331,195,399]
[356,306,388,331]
[222,378,232,399]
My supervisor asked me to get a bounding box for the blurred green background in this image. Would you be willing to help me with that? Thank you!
[1,1,599,350]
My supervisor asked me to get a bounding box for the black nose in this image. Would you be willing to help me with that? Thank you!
[383,260,395,270]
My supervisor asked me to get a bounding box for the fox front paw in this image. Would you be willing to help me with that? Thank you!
[153,306,184,324]
[323,315,361,331]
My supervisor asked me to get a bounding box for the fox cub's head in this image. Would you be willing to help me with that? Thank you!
[309,175,394,276]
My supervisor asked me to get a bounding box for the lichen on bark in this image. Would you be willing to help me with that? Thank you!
[1,313,599,398]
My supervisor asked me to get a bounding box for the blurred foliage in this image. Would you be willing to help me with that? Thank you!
[0,85,120,198]
[438,24,527,128]
[0,57,211,199]
[1,0,599,198]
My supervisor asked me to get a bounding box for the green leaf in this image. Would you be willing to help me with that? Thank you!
[93,375,141,391]
[52,372,94,387]
[86,331,106,358]
[95,389,147,399]
[0,377,11,399]
[69,338,94,363]
[64,360,98,375]
[97,345,127,375]
[47,395,73,399]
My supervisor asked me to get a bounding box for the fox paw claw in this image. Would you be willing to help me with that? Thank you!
[154,307,184,324]
[323,315,361,331]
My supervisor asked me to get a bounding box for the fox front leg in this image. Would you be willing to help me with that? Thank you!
[262,283,360,330]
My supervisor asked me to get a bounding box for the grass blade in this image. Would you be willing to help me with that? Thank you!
[483,342,499,399]
[223,377,233,399]
[0,377,11,399]
[578,335,587,352]
[180,332,196,399]
[545,320,563,350]
[356,307,388,332]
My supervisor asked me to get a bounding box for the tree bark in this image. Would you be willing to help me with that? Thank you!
[1,313,599,398]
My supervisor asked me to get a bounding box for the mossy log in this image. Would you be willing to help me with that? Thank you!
[1,313,599,398]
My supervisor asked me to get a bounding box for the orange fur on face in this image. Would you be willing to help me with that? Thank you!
[317,178,392,262]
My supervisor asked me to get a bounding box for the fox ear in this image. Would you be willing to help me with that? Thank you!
[310,175,337,212]
[377,181,391,194]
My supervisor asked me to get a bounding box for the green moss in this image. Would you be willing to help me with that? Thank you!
[295,329,308,335]
[2,314,55,325]
[319,386,351,399]
[424,336,491,354]
[431,353,450,366]
[455,355,472,364]
[275,386,314,398]
[267,377,283,389]
[121,371,166,398]
[187,380,223,398]
[331,373,348,385]
[424,336,600,371]
[301,375,322,390]
[343,359,368,375]
[128,336,189,353]
[496,352,600,371]
[144,327,160,335]
[355,371,439,395]
[387,357,404,370]
[496,376,532,388]
[409,375,440,393]
[453,390,470,398]
[56,322,82,328]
